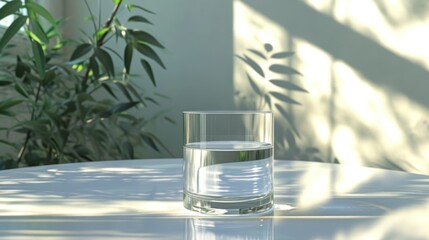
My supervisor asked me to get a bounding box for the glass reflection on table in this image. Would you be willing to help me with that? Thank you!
[185,216,273,240]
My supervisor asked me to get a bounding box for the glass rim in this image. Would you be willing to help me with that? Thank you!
[183,110,272,115]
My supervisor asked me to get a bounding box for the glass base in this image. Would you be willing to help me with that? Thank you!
[183,191,274,215]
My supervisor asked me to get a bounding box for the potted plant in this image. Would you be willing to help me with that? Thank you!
[0,0,173,169]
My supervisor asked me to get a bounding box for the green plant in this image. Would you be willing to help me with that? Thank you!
[0,0,173,169]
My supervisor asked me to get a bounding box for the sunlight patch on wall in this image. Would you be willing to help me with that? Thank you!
[304,0,429,70]
[293,34,429,173]
[294,40,332,148]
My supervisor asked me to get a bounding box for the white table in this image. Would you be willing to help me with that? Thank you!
[0,159,428,239]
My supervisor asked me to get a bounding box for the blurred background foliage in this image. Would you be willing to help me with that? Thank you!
[0,0,173,169]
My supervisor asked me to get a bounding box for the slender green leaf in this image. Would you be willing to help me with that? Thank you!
[271,51,295,59]
[32,40,46,79]
[269,91,301,105]
[122,141,134,159]
[0,99,23,110]
[145,132,174,156]
[101,101,139,118]
[141,134,159,151]
[16,120,49,133]
[140,59,156,86]
[14,82,29,98]
[128,15,152,25]
[0,16,27,52]
[0,0,22,21]
[0,139,17,147]
[126,83,144,103]
[269,80,308,92]
[164,116,176,124]
[89,56,99,79]
[95,48,115,76]
[69,43,93,64]
[0,109,14,116]
[126,4,155,14]
[124,43,133,74]
[128,30,164,48]
[25,1,56,25]
[114,81,133,102]
[101,83,118,100]
[96,27,110,40]
[144,97,159,105]
[135,43,165,69]
[269,64,302,76]
[0,80,12,86]
[15,56,30,78]
[236,54,264,77]
[112,0,121,4]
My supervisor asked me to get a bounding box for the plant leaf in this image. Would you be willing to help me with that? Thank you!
[269,64,302,76]
[126,4,155,14]
[141,134,159,151]
[124,43,133,74]
[236,54,264,77]
[0,16,27,52]
[101,101,139,118]
[32,40,46,79]
[140,59,156,86]
[0,80,12,86]
[114,81,133,102]
[128,30,164,49]
[0,0,22,21]
[69,43,93,64]
[16,120,49,133]
[128,15,152,25]
[122,141,134,159]
[95,48,115,76]
[101,83,118,100]
[14,82,29,98]
[135,43,165,69]
[144,97,159,105]
[271,51,295,59]
[269,91,301,105]
[89,56,99,79]
[269,79,308,92]
[0,99,23,111]
[164,116,176,124]
[25,1,56,26]
[95,27,110,40]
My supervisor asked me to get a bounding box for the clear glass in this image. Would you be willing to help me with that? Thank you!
[183,111,274,214]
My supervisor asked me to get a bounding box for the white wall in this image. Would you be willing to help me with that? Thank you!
[63,0,235,158]
[62,0,429,174]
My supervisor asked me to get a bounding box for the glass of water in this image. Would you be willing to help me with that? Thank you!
[183,111,274,214]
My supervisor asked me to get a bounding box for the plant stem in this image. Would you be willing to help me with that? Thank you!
[17,70,44,164]
[81,0,123,91]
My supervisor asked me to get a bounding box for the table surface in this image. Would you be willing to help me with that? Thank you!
[0,159,428,240]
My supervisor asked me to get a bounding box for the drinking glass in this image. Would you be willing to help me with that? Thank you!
[183,111,274,214]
